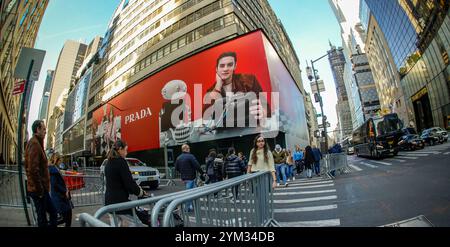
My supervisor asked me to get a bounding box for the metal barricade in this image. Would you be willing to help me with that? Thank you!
[0,167,26,207]
[80,171,278,227]
[61,171,104,207]
[160,171,277,227]
[79,213,111,227]
[320,153,349,179]
[0,166,104,208]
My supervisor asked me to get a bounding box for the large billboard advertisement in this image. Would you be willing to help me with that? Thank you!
[93,30,308,155]
[64,67,92,131]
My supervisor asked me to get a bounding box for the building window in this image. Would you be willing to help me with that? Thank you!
[19,8,29,26]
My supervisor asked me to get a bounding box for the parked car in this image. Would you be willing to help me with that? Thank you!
[347,146,355,155]
[420,128,440,146]
[402,127,418,135]
[398,134,425,151]
[100,158,160,189]
[427,127,448,143]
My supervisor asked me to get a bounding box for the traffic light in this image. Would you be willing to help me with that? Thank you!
[314,93,320,103]
[314,130,320,138]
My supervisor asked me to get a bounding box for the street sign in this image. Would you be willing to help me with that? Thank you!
[14,47,45,81]
[318,122,331,129]
[310,80,325,94]
[12,79,26,95]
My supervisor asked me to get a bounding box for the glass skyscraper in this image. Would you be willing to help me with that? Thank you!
[361,0,450,130]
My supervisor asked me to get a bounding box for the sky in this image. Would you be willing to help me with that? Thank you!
[27,0,121,135]
[28,0,343,138]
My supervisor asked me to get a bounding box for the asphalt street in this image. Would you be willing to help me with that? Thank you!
[273,141,450,227]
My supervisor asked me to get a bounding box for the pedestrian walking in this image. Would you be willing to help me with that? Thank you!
[25,120,58,227]
[48,152,73,227]
[224,147,246,198]
[175,144,205,212]
[312,145,323,176]
[247,135,277,189]
[293,145,304,176]
[273,144,288,186]
[238,152,248,173]
[104,139,149,225]
[205,150,217,184]
[286,149,295,181]
[224,147,246,179]
[214,153,225,182]
[304,146,315,178]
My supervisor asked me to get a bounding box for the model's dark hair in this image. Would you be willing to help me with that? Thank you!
[32,120,44,134]
[107,139,127,161]
[216,52,237,68]
[251,134,269,164]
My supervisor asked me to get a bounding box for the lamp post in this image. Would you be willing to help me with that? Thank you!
[306,53,329,151]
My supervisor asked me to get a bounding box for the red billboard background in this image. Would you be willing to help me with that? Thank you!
[93,31,274,153]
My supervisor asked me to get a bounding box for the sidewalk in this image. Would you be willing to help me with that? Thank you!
[0,205,101,227]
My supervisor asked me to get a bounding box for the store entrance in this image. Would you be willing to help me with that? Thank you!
[413,93,433,132]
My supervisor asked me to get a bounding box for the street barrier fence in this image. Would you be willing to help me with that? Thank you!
[79,171,279,227]
[319,153,349,178]
[0,166,104,208]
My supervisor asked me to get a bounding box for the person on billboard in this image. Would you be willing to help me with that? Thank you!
[204,51,270,129]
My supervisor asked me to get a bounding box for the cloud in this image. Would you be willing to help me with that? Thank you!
[38,24,105,41]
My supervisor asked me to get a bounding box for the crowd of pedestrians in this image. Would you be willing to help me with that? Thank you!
[24,118,330,226]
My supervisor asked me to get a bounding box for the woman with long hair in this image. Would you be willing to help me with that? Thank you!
[304,146,315,179]
[286,149,295,181]
[104,139,147,211]
[48,152,73,227]
[247,134,277,188]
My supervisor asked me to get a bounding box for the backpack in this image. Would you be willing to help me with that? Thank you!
[206,159,215,176]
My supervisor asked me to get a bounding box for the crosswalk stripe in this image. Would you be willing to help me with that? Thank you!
[398,153,429,157]
[359,162,378,168]
[394,156,418,160]
[274,189,336,196]
[275,183,334,190]
[349,164,362,171]
[406,151,440,154]
[274,204,338,213]
[286,180,334,186]
[386,158,406,162]
[293,177,327,183]
[278,219,341,227]
[274,195,337,204]
[369,160,392,166]
[444,152,450,155]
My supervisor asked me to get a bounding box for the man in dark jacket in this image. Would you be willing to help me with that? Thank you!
[224,147,246,179]
[175,144,204,211]
[25,120,57,227]
[272,144,287,186]
[312,145,323,176]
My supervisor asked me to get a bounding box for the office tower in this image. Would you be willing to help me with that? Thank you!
[330,0,380,130]
[328,44,353,141]
[38,70,54,120]
[361,0,449,130]
[0,0,49,164]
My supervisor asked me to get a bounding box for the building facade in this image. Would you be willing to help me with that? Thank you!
[38,70,54,120]
[330,0,380,130]
[85,0,309,166]
[47,89,68,151]
[304,92,320,147]
[328,44,353,141]
[361,0,450,130]
[47,40,87,126]
[0,0,49,164]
